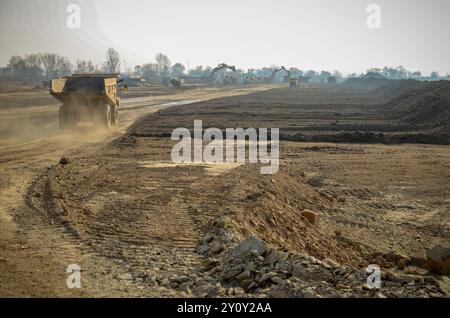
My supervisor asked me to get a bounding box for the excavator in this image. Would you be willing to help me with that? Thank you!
[209,63,237,83]
[271,66,298,88]
[270,66,290,82]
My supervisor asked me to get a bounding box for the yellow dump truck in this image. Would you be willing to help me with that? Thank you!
[50,74,123,129]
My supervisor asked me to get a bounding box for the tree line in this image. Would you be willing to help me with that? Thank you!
[1,48,448,83]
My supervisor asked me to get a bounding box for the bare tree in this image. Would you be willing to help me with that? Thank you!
[76,60,87,73]
[76,59,96,73]
[86,61,96,73]
[155,53,171,77]
[170,63,185,76]
[7,55,26,79]
[24,54,43,80]
[104,48,121,73]
[41,53,57,79]
[55,56,72,77]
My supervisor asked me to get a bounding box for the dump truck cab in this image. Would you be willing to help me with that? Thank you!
[50,74,122,129]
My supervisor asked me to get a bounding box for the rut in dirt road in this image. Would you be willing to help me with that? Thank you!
[86,193,200,251]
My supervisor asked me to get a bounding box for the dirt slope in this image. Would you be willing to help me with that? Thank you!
[382,81,450,131]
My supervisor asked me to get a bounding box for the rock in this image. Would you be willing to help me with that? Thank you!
[269,285,296,298]
[197,244,210,254]
[426,244,450,274]
[307,175,327,187]
[250,249,261,257]
[233,236,266,258]
[235,270,251,282]
[240,279,254,291]
[215,216,229,228]
[292,263,311,279]
[202,257,219,270]
[333,266,347,276]
[256,272,277,284]
[210,241,224,255]
[301,287,317,298]
[321,258,340,269]
[263,249,279,265]
[171,275,190,284]
[223,269,242,280]
[300,210,320,226]
[118,273,133,281]
[397,258,408,269]
[59,157,71,165]
[270,276,283,284]
[423,276,437,285]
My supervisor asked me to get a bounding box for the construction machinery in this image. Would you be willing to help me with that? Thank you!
[209,63,236,82]
[170,78,183,88]
[50,74,124,129]
[271,66,298,88]
[270,66,290,82]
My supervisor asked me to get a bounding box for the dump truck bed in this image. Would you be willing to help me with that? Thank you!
[50,74,120,107]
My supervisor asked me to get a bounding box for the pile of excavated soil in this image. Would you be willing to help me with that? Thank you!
[194,162,369,268]
[341,78,391,90]
[371,80,425,99]
[382,81,450,132]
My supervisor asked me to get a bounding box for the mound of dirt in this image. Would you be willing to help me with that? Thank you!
[382,80,450,131]
[371,79,425,99]
[342,78,426,100]
[196,162,369,268]
[341,78,391,90]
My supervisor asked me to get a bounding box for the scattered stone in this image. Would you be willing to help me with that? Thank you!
[256,272,277,284]
[233,236,266,258]
[240,279,253,291]
[210,241,224,255]
[235,270,251,282]
[270,276,283,284]
[118,273,133,281]
[197,244,210,254]
[223,269,242,281]
[59,157,71,165]
[263,249,279,265]
[300,209,320,226]
[292,263,309,279]
[322,258,340,269]
[307,175,327,187]
[426,245,450,274]
[215,216,230,228]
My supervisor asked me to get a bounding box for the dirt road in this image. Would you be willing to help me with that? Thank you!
[0,85,276,297]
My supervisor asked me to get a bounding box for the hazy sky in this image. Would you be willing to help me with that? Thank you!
[1,0,449,74]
